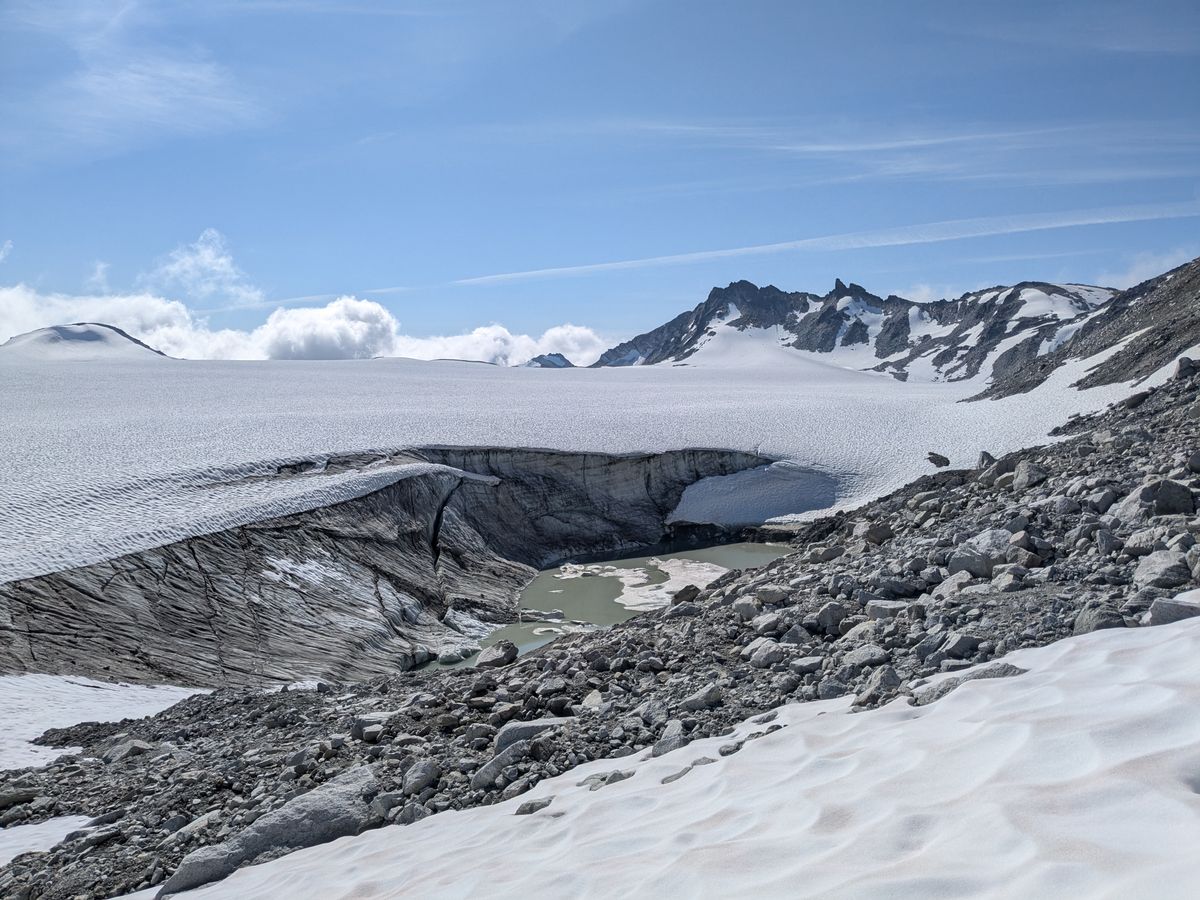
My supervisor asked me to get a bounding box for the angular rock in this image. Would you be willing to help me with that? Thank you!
[1011,461,1049,491]
[1134,550,1192,589]
[515,797,554,815]
[476,640,518,669]
[843,643,888,667]
[941,632,980,658]
[651,720,689,757]
[680,684,722,712]
[1145,590,1200,626]
[401,759,440,796]
[471,740,531,791]
[158,766,379,897]
[1073,602,1126,635]
[494,717,570,755]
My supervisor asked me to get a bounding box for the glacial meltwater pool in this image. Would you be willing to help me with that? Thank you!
[448,542,792,665]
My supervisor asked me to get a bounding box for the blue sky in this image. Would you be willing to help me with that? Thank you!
[1,0,1198,360]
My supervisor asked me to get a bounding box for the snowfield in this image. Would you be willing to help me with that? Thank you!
[0,674,200,771]
[125,618,1200,900]
[0,328,1172,583]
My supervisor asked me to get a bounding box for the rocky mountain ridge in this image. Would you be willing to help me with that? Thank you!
[589,276,1118,383]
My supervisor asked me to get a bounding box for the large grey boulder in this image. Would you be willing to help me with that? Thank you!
[947,547,991,578]
[1011,461,1049,491]
[476,640,518,669]
[493,717,570,754]
[1114,479,1195,522]
[852,521,894,544]
[843,643,888,667]
[651,720,689,757]
[103,739,157,764]
[942,632,981,658]
[401,759,441,796]
[471,740,530,790]
[158,766,379,897]
[912,663,1026,706]
[1073,601,1126,635]
[947,528,1011,578]
[681,684,722,711]
[1145,590,1200,626]
[1134,551,1193,589]
[853,665,901,705]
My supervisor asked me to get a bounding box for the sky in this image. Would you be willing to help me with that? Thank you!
[1,0,1198,363]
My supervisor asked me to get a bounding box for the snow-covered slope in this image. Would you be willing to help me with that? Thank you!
[0,674,199,770]
[0,337,1165,585]
[983,255,1200,397]
[591,278,1116,382]
[0,323,169,362]
[3,259,1192,586]
[132,618,1200,900]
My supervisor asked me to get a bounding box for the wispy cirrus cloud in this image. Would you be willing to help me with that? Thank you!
[1095,246,1200,290]
[1,1,261,161]
[428,200,1200,287]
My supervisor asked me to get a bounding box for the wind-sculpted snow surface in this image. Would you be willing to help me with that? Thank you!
[0,346,1157,584]
[130,620,1200,900]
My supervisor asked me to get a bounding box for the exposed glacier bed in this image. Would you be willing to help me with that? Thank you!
[0,345,1149,584]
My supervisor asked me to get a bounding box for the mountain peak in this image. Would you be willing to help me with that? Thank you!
[0,323,170,362]
[524,352,575,369]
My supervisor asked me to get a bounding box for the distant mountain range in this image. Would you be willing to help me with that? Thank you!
[6,258,1198,392]
[556,255,1200,395]
[587,278,1114,381]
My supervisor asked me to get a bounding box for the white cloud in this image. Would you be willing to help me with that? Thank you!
[0,285,607,365]
[393,322,606,366]
[1094,246,1199,290]
[84,261,110,292]
[0,240,12,263]
[258,298,400,360]
[140,228,266,310]
[892,283,959,303]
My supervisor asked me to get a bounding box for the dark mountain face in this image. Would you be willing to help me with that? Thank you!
[524,352,576,368]
[589,277,1119,383]
[980,257,1200,398]
[590,281,819,367]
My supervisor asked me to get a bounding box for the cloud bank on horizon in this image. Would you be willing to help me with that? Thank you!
[0,228,607,365]
[1,215,1195,365]
[0,286,607,365]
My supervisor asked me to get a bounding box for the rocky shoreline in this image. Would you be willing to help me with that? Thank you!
[1,359,1198,898]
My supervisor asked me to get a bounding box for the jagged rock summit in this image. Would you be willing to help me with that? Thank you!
[0,323,170,362]
[590,276,1117,382]
[524,352,575,368]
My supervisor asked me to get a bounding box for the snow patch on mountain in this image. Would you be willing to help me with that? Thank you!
[0,323,169,362]
[590,279,1118,384]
